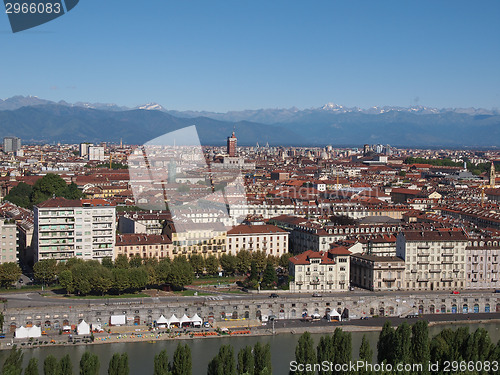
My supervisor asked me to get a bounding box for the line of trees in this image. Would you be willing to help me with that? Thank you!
[208,342,272,375]
[0,262,21,289]
[32,250,292,295]
[291,321,500,375]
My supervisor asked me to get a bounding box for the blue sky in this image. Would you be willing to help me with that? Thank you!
[0,0,499,112]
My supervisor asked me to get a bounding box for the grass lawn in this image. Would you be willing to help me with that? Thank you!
[62,292,150,299]
[174,290,212,296]
[191,276,243,286]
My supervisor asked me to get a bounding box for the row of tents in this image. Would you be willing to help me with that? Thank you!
[156,314,203,328]
[15,320,91,339]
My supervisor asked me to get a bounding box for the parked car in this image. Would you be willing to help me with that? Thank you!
[269,293,279,298]
[451,290,460,294]
[405,313,419,318]
[312,293,322,297]
[494,289,500,293]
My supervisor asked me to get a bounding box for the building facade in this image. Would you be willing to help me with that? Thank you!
[3,137,21,153]
[396,230,467,291]
[226,224,288,257]
[114,234,173,260]
[289,246,351,293]
[465,239,500,290]
[350,254,405,291]
[34,198,116,262]
[0,219,18,264]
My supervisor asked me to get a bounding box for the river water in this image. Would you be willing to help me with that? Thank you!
[1,323,499,374]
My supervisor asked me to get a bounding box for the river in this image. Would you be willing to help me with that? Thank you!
[1,322,499,374]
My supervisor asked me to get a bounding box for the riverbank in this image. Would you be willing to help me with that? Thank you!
[3,316,499,351]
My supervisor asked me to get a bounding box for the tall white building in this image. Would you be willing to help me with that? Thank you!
[88,146,105,161]
[34,198,116,262]
[3,137,21,153]
[0,219,18,264]
[227,224,288,257]
[396,230,468,291]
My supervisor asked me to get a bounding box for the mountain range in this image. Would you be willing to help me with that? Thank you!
[0,96,499,147]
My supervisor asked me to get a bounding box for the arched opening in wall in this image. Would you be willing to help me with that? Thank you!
[44,320,51,328]
[379,307,385,316]
[485,304,490,313]
[62,319,69,326]
[221,312,226,320]
[232,311,238,320]
[337,308,342,314]
[134,316,140,325]
[369,308,375,315]
[256,310,262,320]
[302,309,308,317]
[9,323,16,333]
[440,305,446,313]
[325,307,331,316]
[26,321,33,327]
[53,320,60,329]
[147,316,153,324]
[244,311,249,319]
[35,321,42,327]
[78,319,83,324]
[279,309,285,319]
[429,305,435,314]
[268,310,274,317]
[291,309,296,318]
[473,304,479,313]
[418,305,424,314]
[463,304,468,314]
[388,306,395,315]
[314,308,320,315]
[452,304,457,313]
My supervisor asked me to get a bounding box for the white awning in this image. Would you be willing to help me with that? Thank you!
[157,315,168,324]
[179,314,191,325]
[77,320,90,335]
[15,326,29,339]
[191,314,203,326]
[110,315,126,326]
[167,314,180,325]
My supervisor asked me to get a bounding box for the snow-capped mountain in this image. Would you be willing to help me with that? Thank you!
[135,103,165,111]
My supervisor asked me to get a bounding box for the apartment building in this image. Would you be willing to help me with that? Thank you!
[288,246,351,293]
[34,198,116,262]
[0,218,18,264]
[115,234,173,260]
[163,221,227,258]
[350,254,405,291]
[226,224,288,256]
[396,230,468,291]
[465,238,500,289]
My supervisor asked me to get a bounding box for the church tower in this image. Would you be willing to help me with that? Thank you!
[227,130,237,157]
[490,162,496,187]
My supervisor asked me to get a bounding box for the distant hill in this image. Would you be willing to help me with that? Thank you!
[0,96,499,147]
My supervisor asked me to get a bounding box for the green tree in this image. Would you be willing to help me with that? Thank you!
[33,260,58,286]
[31,174,68,205]
[156,258,172,284]
[71,263,93,295]
[0,312,4,332]
[189,254,205,276]
[91,266,113,295]
[3,182,33,208]
[317,335,334,375]
[395,321,412,365]
[0,263,22,288]
[170,344,191,375]
[63,182,83,200]
[358,335,373,375]
[237,346,254,375]
[279,253,292,269]
[43,355,58,375]
[204,255,219,275]
[219,254,237,275]
[58,355,73,375]
[128,267,148,291]
[167,256,193,290]
[2,345,23,375]
[207,345,236,375]
[377,321,396,364]
[114,254,130,269]
[129,255,143,268]
[411,320,430,375]
[79,352,99,375]
[24,358,39,375]
[107,353,129,375]
[293,332,316,375]
[260,262,277,289]
[101,257,114,269]
[236,250,252,274]
[252,251,267,273]
[112,268,130,294]
[58,270,74,294]
[153,349,172,375]
[253,342,272,375]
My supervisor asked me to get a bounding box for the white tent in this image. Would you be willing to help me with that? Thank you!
[77,320,90,335]
[157,315,168,328]
[327,310,341,321]
[110,315,126,326]
[191,314,202,327]
[15,326,29,339]
[179,314,191,326]
[27,326,42,338]
[167,314,180,328]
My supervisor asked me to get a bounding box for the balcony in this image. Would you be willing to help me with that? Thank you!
[417,245,430,249]
[441,261,453,264]
[417,253,430,257]
[417,261,429,265]
[411,269,417,273]
[383,277,396,282]
[442,253,454,257]
[441,245,454,250]
[326,280,334,284]
[441,278,453,282]
[453,269,460,273]
[429,269,440,273]
[417,278,428,282]
[310,280,320,285]
[295,281,303,285]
